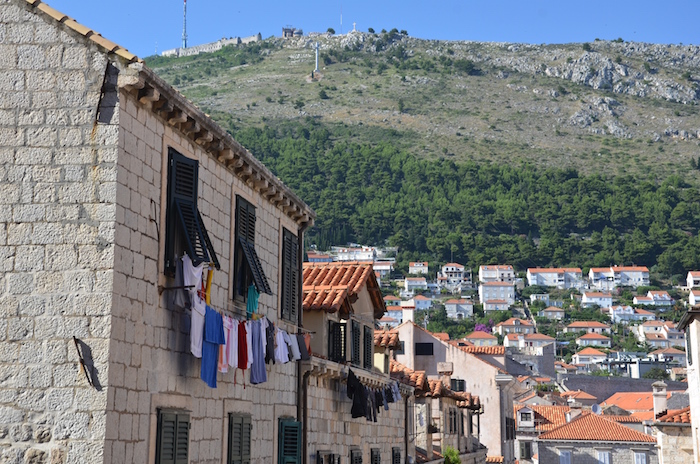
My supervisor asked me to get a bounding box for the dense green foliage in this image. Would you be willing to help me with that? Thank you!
[231,118,700,278]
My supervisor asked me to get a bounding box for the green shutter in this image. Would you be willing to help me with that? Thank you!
[391,448,400,464]
[352,321,361,366]
[281,229,299,322]
[156,411,189,464]
[228,414,252,464]
[278,419,301,464]
[371,449,381,464]
[235,196,272,295]
[363,326,373,369]
[351,449,363,464]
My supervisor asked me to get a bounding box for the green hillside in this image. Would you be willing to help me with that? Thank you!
[145,33,700,279]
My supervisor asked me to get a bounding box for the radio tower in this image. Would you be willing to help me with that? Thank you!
[182,0,188,49]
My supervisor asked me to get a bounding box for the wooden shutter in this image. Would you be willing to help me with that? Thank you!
[329,321,346,363]
[391,448,400,464]
[156,411,189,464]
[235,196,272,295]
[370,449,380,464]
[281,228,299,322]
[351,449,363,464]
[278,419,301,464]
[351,320,361,366]
[228,414,252,464]
[363,326,373,369]
[165,148,219,272]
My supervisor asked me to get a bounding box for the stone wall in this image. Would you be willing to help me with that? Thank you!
[655,425,693,464]
[161,34,262,58]
[305,374,412,463]
[559,374,688,403]
[0,1,118,463]
[104,84,302,464]
[538,441,658,464]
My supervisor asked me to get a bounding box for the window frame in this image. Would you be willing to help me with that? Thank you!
[280,228,299,322]
[559,449,572,464]
[350,449,363,464]
[233,195,271,298]
[520,441,532,460]
[391,448,400,464]
[415,342,434,356]
[156,409,190,464]
[597,451,611,464]
[370,448,381,464]
[228,413,252,464]
[351,320,361,366]
[328,320,346,363]
[278,418,301,464]
[363,325,373,370]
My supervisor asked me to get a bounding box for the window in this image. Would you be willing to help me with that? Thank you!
[391,448,400,464]
[233,195,271,298]
[396,341,405,355]
[415,342,434,356]
[597,451,610,464]
[278,419,301,464]
[559,450,572,464]
[164,148,219,275]
[328,321,346,363]
[520,412,532,422]
[450,379,465,392]
[520,442,532,460]
[350,449,363,464]
[351,320,361,366]
[317,452,340,464]
[156,409,190,464]
[363,325,373,370]
[281,228,299,322]
[228,413,251,464]
[634,452,647,464]
[370,448,380,464]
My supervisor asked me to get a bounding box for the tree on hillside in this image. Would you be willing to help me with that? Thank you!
[327,28,335,34]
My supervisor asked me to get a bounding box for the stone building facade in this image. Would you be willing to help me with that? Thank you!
[0,1,314,464]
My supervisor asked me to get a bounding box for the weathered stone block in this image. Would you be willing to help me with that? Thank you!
[17,45,46,70]
[61,48,87,70]
[25,126,57,147]
[7,273,33,295]
[14,245,44,272]
[31,223,64,245]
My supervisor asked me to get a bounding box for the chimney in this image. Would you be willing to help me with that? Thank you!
[437,362,453,388]
[403,307,414,323]
[652,380,668,418]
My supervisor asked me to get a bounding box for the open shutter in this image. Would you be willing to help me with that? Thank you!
[351,320,361,366]
[175,414,189,464]
[278,419,301,464]
[363,326,373,369]
[228,414,252,464]
[281,229,299,322]
[241,416,251,464]
[235,197,272,295]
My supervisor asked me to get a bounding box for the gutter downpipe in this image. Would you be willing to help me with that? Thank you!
[296,220,311,463]
[404,392,409,463]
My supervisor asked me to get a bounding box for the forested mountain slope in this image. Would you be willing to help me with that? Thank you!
[146,33,700,279]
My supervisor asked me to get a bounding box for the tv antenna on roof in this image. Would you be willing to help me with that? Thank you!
[182,0,188,49]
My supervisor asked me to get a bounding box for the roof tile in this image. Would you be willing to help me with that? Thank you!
[538,413,656,442]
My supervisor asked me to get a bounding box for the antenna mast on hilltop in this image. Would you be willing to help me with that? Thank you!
[182,0,188,49]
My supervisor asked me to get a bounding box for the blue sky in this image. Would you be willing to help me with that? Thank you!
[47,0,698,58]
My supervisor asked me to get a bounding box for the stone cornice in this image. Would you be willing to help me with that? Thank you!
[118,62,315,228]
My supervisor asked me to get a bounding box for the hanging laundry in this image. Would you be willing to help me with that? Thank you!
[201,305,225,388]
[225,316,238,370]
[382,388,389,411]
[275,328,289,364]
[303,332,312,354]
[295,334,310,360]
[346,369,368,419]
[265,320,276,364]
[237,319,248,370]
[245,321,254,369]
[287,333,302,361]
[250,319,267,385]
[246,284,259,317]
[190,296,206,358]
[183,254,204,301]
[385,386,394,404]
[173,255,190,308]
[375,390,384,413]
[218,315,231,374]
[391,381,401,400]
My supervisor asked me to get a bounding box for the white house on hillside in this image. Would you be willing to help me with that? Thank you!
[589,266,650,290]
[526,267,583,289]
[437,262,472,293]
[445,299,473,319]
[479,281,515,305]
[409,261,429,275]
[404,277,427,293]
[609,305,656,324]
[479,265,515,283]
[687,271,700,288]
[634,290,674,307]
[581,292,613,308]
[690,290,700,306]
[576,333,612,348]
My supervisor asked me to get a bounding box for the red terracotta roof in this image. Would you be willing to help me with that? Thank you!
[525,333,555,341]
[413,295,431,301]
[495,318,533,327]
[649,347,686,355]
[543,307,564,312]
[482,281,513,287]
[606,415,642,423]
[485,457,504,463]
[384,295,401,301]
[481,265,513,271]
[374,330,400,348]
[583,292,613,298]
[432,332,450,342]
[528,267,582,273]
[303,262,384,317]
[603,391,681,412]
[575,347,607,356]
[515,405,573,432]
[445,299,471,304]
[538,413,656,442]
[613,266,649,272]
[561,390,597,400]
[656,406,691,424]
[465,331,497,339]
[444,262,465,268]
[567,321,611,328]
[390,359,427,391]
[461,345,505,355]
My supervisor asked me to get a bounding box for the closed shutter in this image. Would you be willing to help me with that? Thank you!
[363,326,373,369]
[370,449,380,464]
[156,411,189,464]
[228,414,252,464]
[278,419,301,464]
[281,228,299,322]
[328,321,346,363]
[351,449,363,464]
[351,320,361,366]
[391,448,400,464]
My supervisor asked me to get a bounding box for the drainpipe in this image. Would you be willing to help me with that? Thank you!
[296,220,311,462]
[301,369,312,464]
[404,392,409,463]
